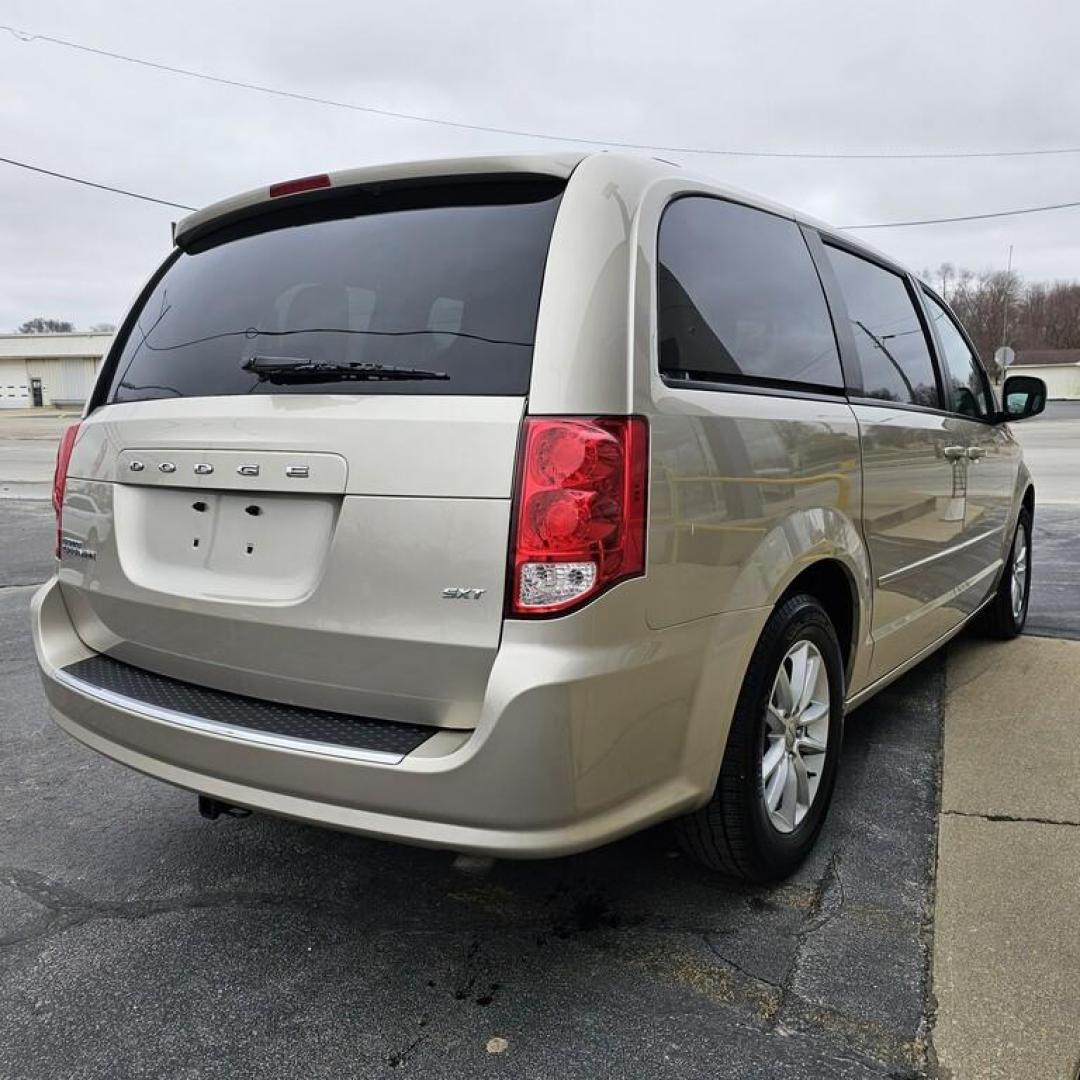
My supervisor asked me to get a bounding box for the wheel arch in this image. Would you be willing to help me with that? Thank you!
[717,507,872,691]
[775,559,860,686]
[998,477,1035,585]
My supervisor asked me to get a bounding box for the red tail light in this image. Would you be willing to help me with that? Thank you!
[52,422,81,557]
[508,416,649,616]
[268,174,331,198]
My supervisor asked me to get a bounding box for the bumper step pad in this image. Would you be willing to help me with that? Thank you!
[62,654,434,758]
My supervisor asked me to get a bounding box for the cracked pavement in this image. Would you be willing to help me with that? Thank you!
[1,500,1076,1079]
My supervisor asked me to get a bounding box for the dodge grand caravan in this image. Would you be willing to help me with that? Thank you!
[31,152,1046,881]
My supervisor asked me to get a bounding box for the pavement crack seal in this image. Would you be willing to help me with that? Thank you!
[701,934,784,997]
[770,850,847,1029]
[759,853,928,1069]
[941,808,1080,828]
[803,850,846,937]
[778,999,926,1071]
[0,865,292,948]
[632,934,782,1023]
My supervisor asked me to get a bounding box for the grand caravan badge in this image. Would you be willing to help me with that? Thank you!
[59,536,96,560]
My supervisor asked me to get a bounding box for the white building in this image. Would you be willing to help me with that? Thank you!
[0,332,113,409]
[1010,349,1080,400]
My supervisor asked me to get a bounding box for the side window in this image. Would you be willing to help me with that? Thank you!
[824,246,940,408]
[923,292,991,418]
[657,198,843,390]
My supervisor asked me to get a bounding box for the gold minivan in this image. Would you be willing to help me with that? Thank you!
[31,152,1046,881]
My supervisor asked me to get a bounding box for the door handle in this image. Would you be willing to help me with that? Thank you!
[943,445,966,460]
[966,447,986,461]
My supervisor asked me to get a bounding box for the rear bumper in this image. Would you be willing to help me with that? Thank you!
[31,577,766,858]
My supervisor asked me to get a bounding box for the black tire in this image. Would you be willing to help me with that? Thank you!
[675,593,845,882]
[979,506,1032,640]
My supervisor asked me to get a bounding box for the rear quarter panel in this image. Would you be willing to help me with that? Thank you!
[644,390,867,637]
[530,161,874,694]
[630,176,871,689]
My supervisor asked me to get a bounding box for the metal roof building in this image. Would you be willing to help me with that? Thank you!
[0,332,113,409]
[1011,349,1080,400]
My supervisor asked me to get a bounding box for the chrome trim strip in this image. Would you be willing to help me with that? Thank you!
[845,591,996,713]
[51,665,410,766]
[873,560,999,641]
[876,526,1004,587]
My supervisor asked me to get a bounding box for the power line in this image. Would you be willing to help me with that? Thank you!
[0,155,195,210]
[3,151,1077,233]
[4,23,1080,162]
[841,199,1080,229]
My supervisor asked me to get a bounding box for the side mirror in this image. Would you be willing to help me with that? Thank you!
[1000,375,1047,422]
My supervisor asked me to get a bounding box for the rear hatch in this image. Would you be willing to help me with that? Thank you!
[59,175,565,729]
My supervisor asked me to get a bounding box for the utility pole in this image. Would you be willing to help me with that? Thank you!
[1001,244,1014,346]
[993,245,1016,388]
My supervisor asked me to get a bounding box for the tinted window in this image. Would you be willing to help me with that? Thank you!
[657,198,842,389]
[104,182,563,401]
[924,292,990,418]
[825,246,939,408]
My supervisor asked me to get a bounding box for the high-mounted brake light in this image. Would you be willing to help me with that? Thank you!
[268,174,332,198]
[52,422,81,558]
[508,416,649,616]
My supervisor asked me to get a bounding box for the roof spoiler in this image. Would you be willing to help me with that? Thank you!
[172,153,585,251]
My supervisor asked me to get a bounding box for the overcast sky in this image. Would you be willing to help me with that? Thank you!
[2,0,1078,332]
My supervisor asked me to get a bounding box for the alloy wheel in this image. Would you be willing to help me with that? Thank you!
[1011,525,1029,622]
[762,640,830,834]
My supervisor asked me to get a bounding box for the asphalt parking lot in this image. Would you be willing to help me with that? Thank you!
[1,411,1077,1079]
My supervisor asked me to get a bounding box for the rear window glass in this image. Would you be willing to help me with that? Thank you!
[657,197,843,391]
[103,180,563,402]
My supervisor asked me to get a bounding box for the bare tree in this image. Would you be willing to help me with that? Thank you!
[940,269,1080,379]
[947,270,1024,377]
[18,317,75,333]
[1017,282,1080,350]
[89,322,117,333]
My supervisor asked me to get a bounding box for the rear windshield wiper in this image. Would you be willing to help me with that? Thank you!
[243,356,449,383]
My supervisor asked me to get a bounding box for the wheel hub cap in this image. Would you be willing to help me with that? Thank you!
[762,640,830,834]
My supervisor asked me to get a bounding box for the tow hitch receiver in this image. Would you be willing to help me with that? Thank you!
[198,795,252,821]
